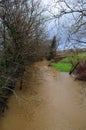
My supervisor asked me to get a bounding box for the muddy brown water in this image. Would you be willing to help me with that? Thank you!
[0,61,86,130]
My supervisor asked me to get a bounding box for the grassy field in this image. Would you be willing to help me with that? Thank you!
[51,62,72,72]
[51,52,86,72]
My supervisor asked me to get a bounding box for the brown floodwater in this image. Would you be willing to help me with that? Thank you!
[0,61,86,130]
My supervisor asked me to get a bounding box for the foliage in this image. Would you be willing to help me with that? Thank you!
[0,76,6,88]
[51,36,57,48]
[47,36,57,60]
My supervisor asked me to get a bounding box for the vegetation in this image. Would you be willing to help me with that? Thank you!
[51,52,86,72]
[49,0,86,49]
[0,0,86,116]
[47,36,57,60]
[48,0,86,76]
[51,62,72,72]
[0,0,47,115]
[75,61,86,81]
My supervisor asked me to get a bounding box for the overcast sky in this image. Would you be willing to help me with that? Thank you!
[42,0,59,37]
[42,0,67,48]
[42,0,86,50]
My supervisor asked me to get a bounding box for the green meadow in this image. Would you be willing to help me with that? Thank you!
[51,52,86,72]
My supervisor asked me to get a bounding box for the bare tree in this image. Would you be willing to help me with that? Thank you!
[47,0,86,48]
[0,0,48,113]
[0,0,47,90]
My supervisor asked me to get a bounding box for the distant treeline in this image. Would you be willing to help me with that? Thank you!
[58,48,86,56]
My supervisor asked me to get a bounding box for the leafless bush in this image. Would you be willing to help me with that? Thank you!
[0,0,47,114]
[75,61,86,81]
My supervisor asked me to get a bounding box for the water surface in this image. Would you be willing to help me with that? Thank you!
[1,61,86,130]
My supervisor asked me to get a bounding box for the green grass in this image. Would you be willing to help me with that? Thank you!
[51,52,86,72]
[51,62,72,72]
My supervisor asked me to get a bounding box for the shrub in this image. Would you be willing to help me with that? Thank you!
[75,61,86,81]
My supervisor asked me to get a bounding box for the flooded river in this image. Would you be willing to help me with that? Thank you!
[0,61,86,130]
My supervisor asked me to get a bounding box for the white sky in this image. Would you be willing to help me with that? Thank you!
[42,0,59,15]
[42,0,53,5]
